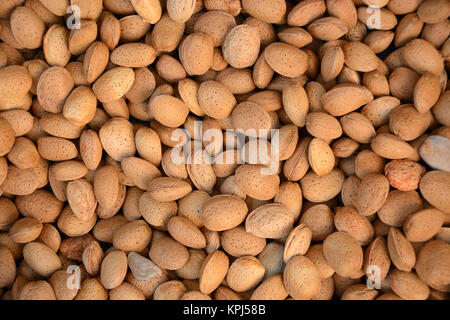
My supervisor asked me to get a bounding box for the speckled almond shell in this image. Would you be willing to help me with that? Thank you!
[15,189,63,223]
[199,250,229,294]
[242,0,286,24]
[8,217,42,244]
[99,118,136,162]
[308,138,335,177]
[179,33,214,76]
[197,80,236,120]
[93,67,135,103]
[37,137,78,161]
[223,24,260,69]
[226,256,265,292]
[264,43,308,78]
[371,133,416,160]
[168,216,206,249]
[354,173,389,216]
[100,250,128,289]
[403,209,444,242]
[66,179,97,222]
[307,17,348,41]
[300,168,345,203]
[235,164,280,200]
[323,232,363,278]
[245,203,294,239]
[146,177,192,202]
[149,236,189,270]
[130,0,162,24]
[43,24,70,67]
[37,66,74,113]
[419,170,450,213]
[23,242,62,277]
[283,255,321,300]
[334,206,374,246]
[201,194,248,232]
[113,219,152,252]
[111,43,157,68]
[387,227,416,272]
[415,240,450,291]
[284,224,312,262]
[57,206,97,237]
[149,95,189,128]
[321,84,374,117]
[287,0,326,27]
[402,39,444,75]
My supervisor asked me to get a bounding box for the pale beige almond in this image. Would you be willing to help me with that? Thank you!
[235,164,280,200]
[371,133,416,160]
[37,137,78,161]
[357,6,398,30]
[8,217,43,244]
[414,72,441,113]
[334,206,374,246]
[223,24,260,69]
[402,39,444,75]
[7,137,39,170]
[68,20,97,56]
[113,219,152,252]
[63,86,97,126]
[226,256,265,292]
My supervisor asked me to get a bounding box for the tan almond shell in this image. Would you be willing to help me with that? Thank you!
[283,255,321,300]
[8,217,43,244]
[323,232,363,278]
[415,240,450,291]
[226,256,265,292]
[100,250,128,289]
[22,242,62,277]
[387,227,416,272]
[245,203,294,239]
[167,216,205,249]
[199,250,229,294]
[201,194,248,232]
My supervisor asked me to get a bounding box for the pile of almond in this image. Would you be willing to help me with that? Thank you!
[0,0,449,301]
